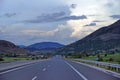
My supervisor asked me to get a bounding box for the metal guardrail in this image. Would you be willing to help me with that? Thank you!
[74,59,120,72]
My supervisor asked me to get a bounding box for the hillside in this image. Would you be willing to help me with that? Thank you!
[18,45,26,48]
[57,20,120,54]
[83,20,120,41]
[0,40,30,55]
[0,40,17,48]
[26,42,64,54]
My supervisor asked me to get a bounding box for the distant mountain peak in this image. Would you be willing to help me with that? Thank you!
[26,42,64,52]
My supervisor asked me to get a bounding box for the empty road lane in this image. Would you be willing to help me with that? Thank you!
[0,56,120,80]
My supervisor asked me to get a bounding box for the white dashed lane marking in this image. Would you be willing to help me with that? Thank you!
[32,76,37,80]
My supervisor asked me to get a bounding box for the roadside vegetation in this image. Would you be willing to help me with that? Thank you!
[2,57,32,61]
[83,53,120,64]
[64,52,120,64]
[0,53,52,62]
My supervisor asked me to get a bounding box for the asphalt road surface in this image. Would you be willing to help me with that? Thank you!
[0,55,120,80]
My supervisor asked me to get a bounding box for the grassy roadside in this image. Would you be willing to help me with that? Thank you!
[2,57,32,62]
[82,53,120,64]
[0,55,53,63]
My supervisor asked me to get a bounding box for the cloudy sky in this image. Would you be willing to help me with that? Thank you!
[0,0,120,45]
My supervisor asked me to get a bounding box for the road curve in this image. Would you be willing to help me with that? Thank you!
[0,55,120,80]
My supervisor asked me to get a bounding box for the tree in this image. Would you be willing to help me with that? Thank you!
[97,54,103,61]
[104,54,107,57]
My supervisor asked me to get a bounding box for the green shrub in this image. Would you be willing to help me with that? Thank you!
[109,58,114,62]
[98,57,103,61]
[0,58,4,61]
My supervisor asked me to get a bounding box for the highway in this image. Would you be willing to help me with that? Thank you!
[0,55,120,80]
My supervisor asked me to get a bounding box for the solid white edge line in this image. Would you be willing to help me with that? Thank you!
[65,61,88,80]
[32,76,37,80]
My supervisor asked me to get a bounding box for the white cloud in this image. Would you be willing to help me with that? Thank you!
[21,30,54,36]
[65,20,98,38]
[0,0,119,45]
[20,24,72,37]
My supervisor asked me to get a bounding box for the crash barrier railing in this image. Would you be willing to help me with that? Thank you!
[74,59,120,72]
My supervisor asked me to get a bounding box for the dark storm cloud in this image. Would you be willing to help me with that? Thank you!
[71,4,77,8]
[110,15,120,19]
[93,20,105,22]
[58,15,87,21]
[24,12,87,23]
[4,13,17,18]
[85,22,96,26]
[0,13,17,18]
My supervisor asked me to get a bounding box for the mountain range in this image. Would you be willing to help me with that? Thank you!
[25,42,64,54]
[56,20,120,54]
